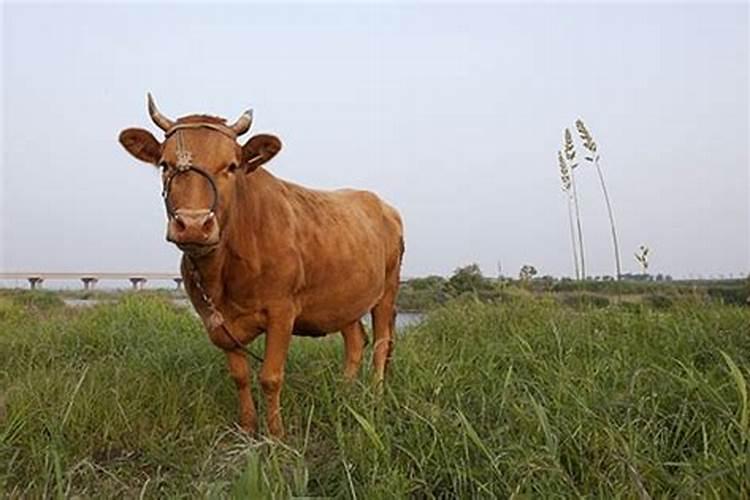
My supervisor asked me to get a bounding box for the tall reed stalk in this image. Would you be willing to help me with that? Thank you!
[576,119,621,280]
[558,151,580,280]
[564,129,586,279]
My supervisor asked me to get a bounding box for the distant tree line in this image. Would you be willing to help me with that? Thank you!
[397,264,749,311]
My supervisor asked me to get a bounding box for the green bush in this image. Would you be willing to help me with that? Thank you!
[2,290,65,311]
[706,285,749,305]
[558,292,611,309]
[643,293,674,309]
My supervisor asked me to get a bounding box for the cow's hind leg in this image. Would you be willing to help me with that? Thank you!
[341,320,367,380]
[371,236,404,384]
[371,288,397,384]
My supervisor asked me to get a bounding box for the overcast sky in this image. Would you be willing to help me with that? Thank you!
[2,2,748,281]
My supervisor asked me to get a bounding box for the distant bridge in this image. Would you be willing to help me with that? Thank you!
[0,272,182,290]
[0,272,414,290]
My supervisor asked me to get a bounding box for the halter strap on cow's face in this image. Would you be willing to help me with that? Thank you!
[165,122,239,141]
[161,129,219,219]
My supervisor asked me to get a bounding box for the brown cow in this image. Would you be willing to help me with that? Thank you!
[118,95,404,437]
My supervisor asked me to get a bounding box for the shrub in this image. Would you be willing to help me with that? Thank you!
[558,292,610,309]
[3,290,65,311]
[643,293,674,309]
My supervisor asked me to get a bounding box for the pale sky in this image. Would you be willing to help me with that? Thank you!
[2,2,748,281]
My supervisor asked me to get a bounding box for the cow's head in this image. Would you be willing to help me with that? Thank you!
[118,94,281,255]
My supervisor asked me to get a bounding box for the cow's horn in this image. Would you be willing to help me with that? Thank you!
[228,109,253,136]
[147,92,175,132]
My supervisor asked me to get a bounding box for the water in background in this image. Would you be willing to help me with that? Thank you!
[63,298,425,329]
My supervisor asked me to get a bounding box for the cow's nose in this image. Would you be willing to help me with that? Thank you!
[167,209,216,244]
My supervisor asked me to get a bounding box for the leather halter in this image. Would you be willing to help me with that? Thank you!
[160,125,224,219]
[160,123,263,361]
[165,122,238,141]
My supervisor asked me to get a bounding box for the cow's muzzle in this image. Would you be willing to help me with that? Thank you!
[166,209,220,249]
[162,165,221,251]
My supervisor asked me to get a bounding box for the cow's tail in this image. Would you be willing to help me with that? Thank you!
[390,235,405,361]
[399,236,406,266]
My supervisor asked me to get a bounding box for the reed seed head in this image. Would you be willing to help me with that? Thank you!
[576,119,598,154]
[564,128,577,163]
[634,244,650,270]
[558,150,571,192]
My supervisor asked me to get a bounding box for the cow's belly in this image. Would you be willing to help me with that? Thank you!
[295,266,385,333]
[293,219,388,332]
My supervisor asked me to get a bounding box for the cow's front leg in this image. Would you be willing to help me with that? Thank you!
[259,314,294,438]
[225,348,257,433]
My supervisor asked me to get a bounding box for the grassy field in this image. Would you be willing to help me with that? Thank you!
[0,291,748,498]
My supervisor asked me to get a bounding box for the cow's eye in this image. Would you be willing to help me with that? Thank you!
[227,163,239,174]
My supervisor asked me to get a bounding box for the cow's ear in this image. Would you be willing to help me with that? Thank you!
[242,134,282,173]
[119,128,162,165]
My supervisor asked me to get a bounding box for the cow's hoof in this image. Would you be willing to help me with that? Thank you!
[268,421,285,440]
[239,418,258,435]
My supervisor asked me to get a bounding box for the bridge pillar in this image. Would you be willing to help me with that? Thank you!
[173,277,184,290]
[129,277,147,291]
[81,276,98,291]
[28,276,44,290]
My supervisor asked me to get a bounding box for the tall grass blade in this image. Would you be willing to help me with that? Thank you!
[346,405,384,452]
[61,366,89,430]
[456,407,508,488]
[529,394,557,457]
[720,351,748,440]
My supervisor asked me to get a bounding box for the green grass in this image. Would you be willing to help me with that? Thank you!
[0,293,748,498]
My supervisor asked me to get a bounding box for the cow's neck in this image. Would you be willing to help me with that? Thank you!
[183,244,227,304]
[225,167,281,261]
[183,168,276,301]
